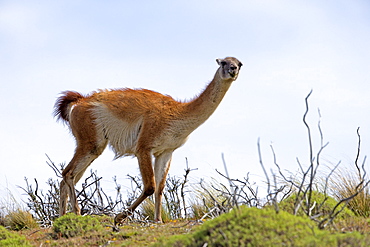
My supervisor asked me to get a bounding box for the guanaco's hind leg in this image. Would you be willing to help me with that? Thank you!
[60,149,97,216]
[59,144,107,216]
[59,179,69,216]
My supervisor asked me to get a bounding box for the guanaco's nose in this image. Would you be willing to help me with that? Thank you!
[229,65,238,74]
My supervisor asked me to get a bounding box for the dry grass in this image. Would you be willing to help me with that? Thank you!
[330,168,370,217]
[188,179,230,219]
[0,190,38,230]
[335,216,370,234]
[5,209,39,230]
[140,198,172,222]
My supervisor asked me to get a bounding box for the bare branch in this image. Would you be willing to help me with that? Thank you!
[257,138,271,204]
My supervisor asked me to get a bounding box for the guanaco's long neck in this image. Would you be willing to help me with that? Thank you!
[177,69,233,134]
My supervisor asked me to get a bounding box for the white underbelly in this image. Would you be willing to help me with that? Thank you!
[152,134,189,156]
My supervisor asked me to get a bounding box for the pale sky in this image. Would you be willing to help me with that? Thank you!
[1,1,369,202]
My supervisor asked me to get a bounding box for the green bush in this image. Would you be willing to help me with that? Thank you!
[153,206,370,247]
[278,191,354,219]
[53,213,103,238]
[0,225,32,246]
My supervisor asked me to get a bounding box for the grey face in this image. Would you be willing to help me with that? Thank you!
[216,57,243,80]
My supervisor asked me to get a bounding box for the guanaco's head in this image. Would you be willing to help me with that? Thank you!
[216,57,243,81]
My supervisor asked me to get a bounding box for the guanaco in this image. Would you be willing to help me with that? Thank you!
[54,57,242,225]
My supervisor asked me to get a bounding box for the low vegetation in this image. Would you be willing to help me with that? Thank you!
[0,225,32,247]
[52,213,104,238]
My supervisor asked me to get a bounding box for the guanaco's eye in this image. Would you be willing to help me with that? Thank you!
[221,61,227,66]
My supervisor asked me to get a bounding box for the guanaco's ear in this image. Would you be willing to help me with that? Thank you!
[216,58,226,66]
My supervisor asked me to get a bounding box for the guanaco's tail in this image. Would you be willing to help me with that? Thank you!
[54,91,84,123]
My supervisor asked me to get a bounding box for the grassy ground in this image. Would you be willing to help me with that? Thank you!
[16,218,199,246]
[6,207,369,247]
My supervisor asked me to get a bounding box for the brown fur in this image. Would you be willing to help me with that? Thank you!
[54,57,242,225]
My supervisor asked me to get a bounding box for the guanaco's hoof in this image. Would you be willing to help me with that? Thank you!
[114,210,133,226]
[112,225,120,232]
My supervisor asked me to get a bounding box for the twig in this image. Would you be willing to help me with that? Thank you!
[45,154,63,178]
